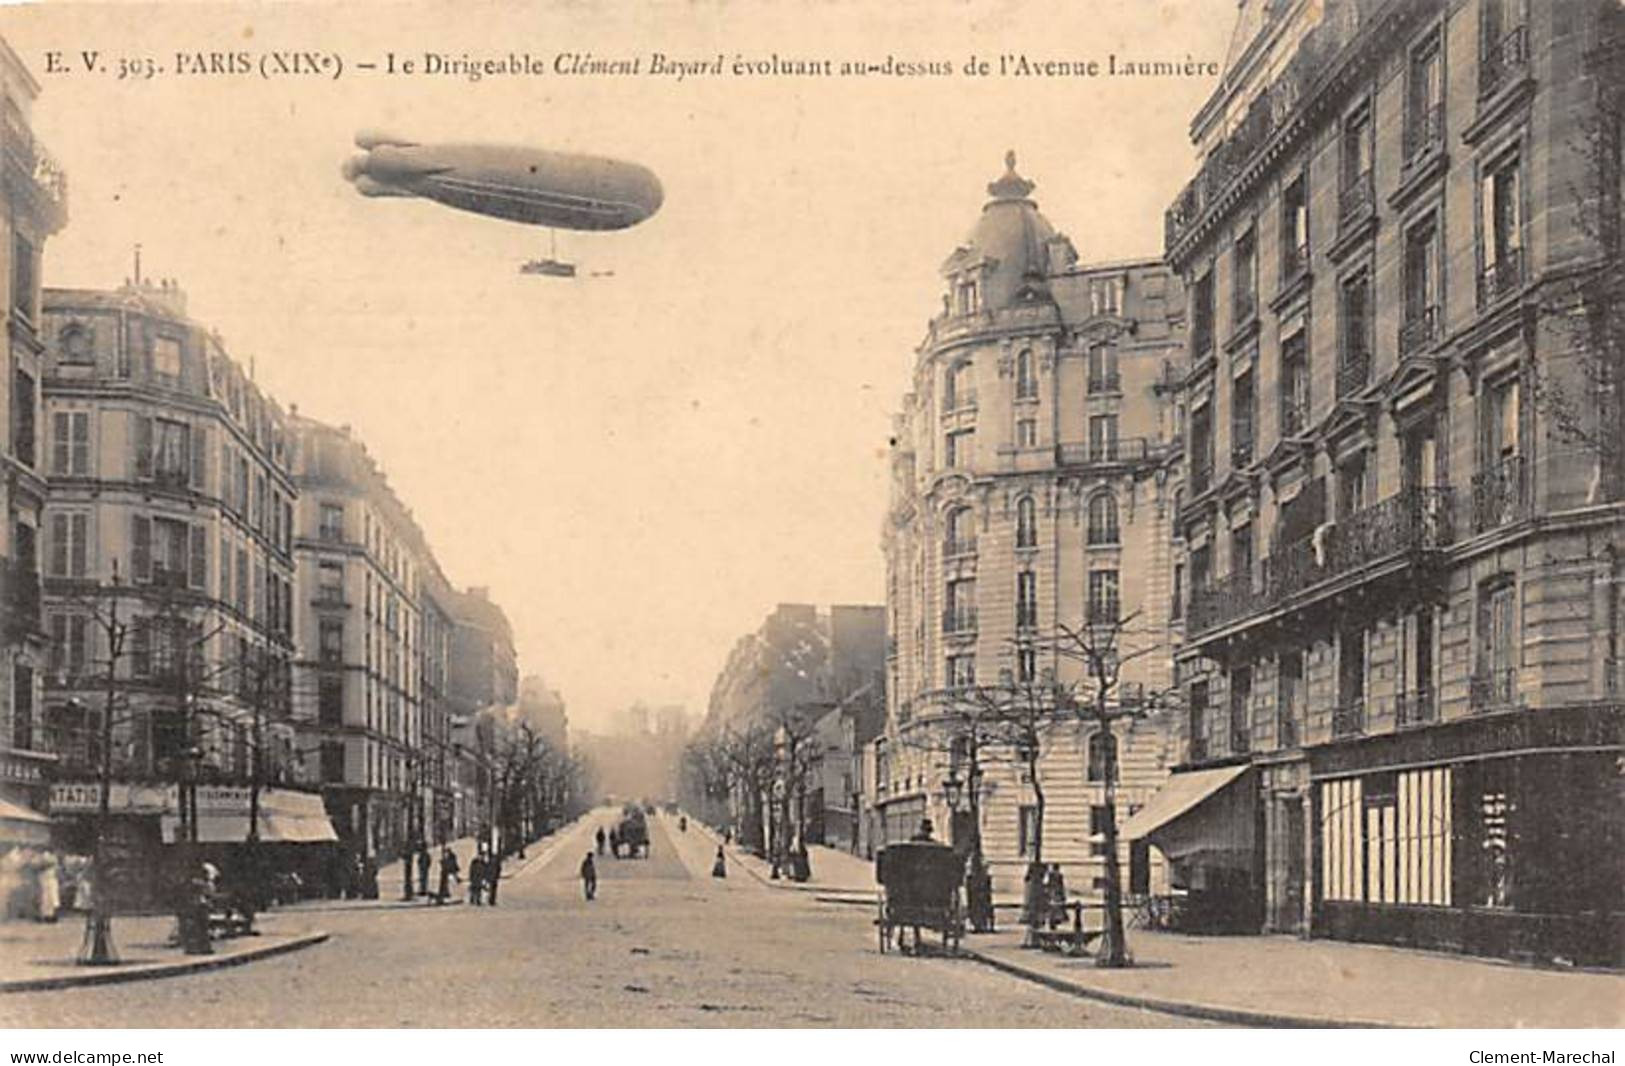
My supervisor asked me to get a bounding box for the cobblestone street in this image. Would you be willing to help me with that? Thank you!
[1,814,1211,1028]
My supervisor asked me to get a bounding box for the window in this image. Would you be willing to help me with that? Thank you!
[1016,418,1037,449]
[945,578,976,633]
[1485,375,1520,462]
[1480,154,1524,304]
[1337,626,1367,736]
[1087,730,1113,783]
[1089,415,1118,461]
[318,674,344,727]
[59,322,93,363]
[1087,569,1120,624]
[1341,104,1374,223]
[1188,680,1209,759]
[48,614,88,679]
[1230,523,1254,582]
[153,419,190,486]
[1090,277,1122,317]
[47,512,87,578]
[1015,496,1036,549]
[235,548,249,615]
[1479,0,1529,98]
[1278,649,1303,747]
[1190,402,1213,492]
[321,742,345,783]
[1016,570,1037,629]
[945,506,975,555]
[1474,579,1517,708]
[956,277,980,316]
[1017,804,1039,857]
[1015,349,1037,400]
[946,653,976,689]
[1192,271,1215,355]
[51,411,90,476]
[1339,272,1371,396]
[146,517,189,587]
[319,620,345,664]
[1229,667,1252,753]
[1280,332,1309,437]
[1087,492,1119,545]
[11,370,34,468]
[945,428,974,468]
[1402,218,1441,351]
[152,336,182,381]
[1016,644,1037,684]
[1232,227,1258,326]
[1282,174,1309,281]
[1090,805,1111,857]
[1406,33,1444,162]
[318,561,344,604]
[1338,451,1371,519]
[1232,367,1255,466]
[10,665,33,752]
[11,232,36,323]
[1088,344,1119,393]
[1171,562,1185,620]
[319,503,344,542]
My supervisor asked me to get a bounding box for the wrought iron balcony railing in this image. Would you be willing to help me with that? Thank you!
[1395,687,1437,728]
[1254,487,1454,611]
[941,607,978,635]
[1229,725,1251,755]
[1280,397,1309,438]
[1337,348,1371,398]
[942,536,978,558]
[1332,701,1366,738]
[1478,248,1524,307]
[1469,668,1519,713]
[1399,305,1440,355]
[1055,438,1151,467]
[1471,454,1528,532]
[1231,435,1255,469]
[1087,372,1122,394]
[944,389,978,414]
[1187,569,1265,635]
[1403,104,1444,165]
[1479,25,1529,99]
[1339,170,1373,224]
[1,109,68,220]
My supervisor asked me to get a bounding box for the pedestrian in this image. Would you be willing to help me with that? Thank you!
[416,846,431,898]
[436,846,459,905]
[579,852,597,901]
[711,844,726,879]
[595,826,606,856]
[33,851,60,922]
[609,827,620,859]
[911,817,935,842]
[486,849,503,906]
[468,848,487,905]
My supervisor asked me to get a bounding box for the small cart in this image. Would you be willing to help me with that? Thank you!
[875,841,965,956]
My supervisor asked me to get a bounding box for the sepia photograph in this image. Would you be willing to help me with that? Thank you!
[0,0,1620,1042]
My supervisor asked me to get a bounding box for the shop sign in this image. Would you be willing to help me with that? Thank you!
[0,754,47,785]
[50,781,175,814]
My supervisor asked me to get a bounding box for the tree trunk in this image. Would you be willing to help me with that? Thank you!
[1097,709,1129,967]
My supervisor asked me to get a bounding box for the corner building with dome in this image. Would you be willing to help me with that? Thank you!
[874,155,1190,897]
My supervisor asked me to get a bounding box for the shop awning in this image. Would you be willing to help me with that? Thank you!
[160,789,337,844]
[0,797,51,847]
[1120,764,1251,850]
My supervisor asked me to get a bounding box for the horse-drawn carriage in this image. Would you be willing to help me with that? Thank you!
[613,804,650,858]
[874,841,965,955]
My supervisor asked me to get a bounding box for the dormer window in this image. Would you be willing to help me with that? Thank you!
[956,277,980,315]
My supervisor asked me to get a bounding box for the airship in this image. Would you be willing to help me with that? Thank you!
[342,131,663,273]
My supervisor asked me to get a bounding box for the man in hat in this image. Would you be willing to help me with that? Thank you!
[911,817,936,842]
[579,851,597,900]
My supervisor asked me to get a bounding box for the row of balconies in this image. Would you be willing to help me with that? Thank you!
[1187,670,1528,762]
[2,105,68,225]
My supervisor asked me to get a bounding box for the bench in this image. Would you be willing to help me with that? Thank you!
[1026,901,1105,956]
[206,897,257,939]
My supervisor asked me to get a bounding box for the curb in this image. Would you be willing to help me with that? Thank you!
[959,946,1394,1029]
[282,897,466,914]
[2,930,331,994]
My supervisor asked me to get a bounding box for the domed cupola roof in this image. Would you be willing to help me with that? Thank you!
[945,151,1063,312]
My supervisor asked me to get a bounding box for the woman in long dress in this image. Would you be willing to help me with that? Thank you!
[34,851,61,922]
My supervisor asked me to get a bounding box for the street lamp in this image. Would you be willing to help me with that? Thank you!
[941,771,964,811]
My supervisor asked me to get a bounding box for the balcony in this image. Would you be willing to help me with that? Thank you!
[1182,488,1457,635]
[1339,170,1374,224]
[941,536,978,558]
[1055,438,1151,468]
[1336,348,1371,398]
[1280,398,1309,438]
[1403,105,1445,165]
[1469,668,1520,713]
[1332,701,1366,738]
[1399,306,1440,355]
[1479,25,1529,100]
[1471,454,1528,533]
[1,108,68,228]
[943,389,979,415]
[1478,249,1524,307]
[1087,372,1122,394]
[941,607,978,635]
[1395,687,1437,728]
[1231,435,1255,469]
[1188,570,1265,634]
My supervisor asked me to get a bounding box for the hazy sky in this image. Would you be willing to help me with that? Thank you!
[8,1,1236,731]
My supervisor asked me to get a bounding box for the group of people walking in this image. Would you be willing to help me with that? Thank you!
[431,843,505,906]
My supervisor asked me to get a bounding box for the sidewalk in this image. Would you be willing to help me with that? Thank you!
[962,927,1625,1028]
[0,912,327,993]
[684,816,875,897]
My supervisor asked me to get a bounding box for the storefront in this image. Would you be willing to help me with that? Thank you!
[1309,704,1622,967]
[1121,762,1262,933]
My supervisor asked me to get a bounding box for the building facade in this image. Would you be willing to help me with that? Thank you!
[37,280,302,904]
[879,155,1188,896]
[0,38,66,821]
[289,416,426,865]
[1158,0,1623,963]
